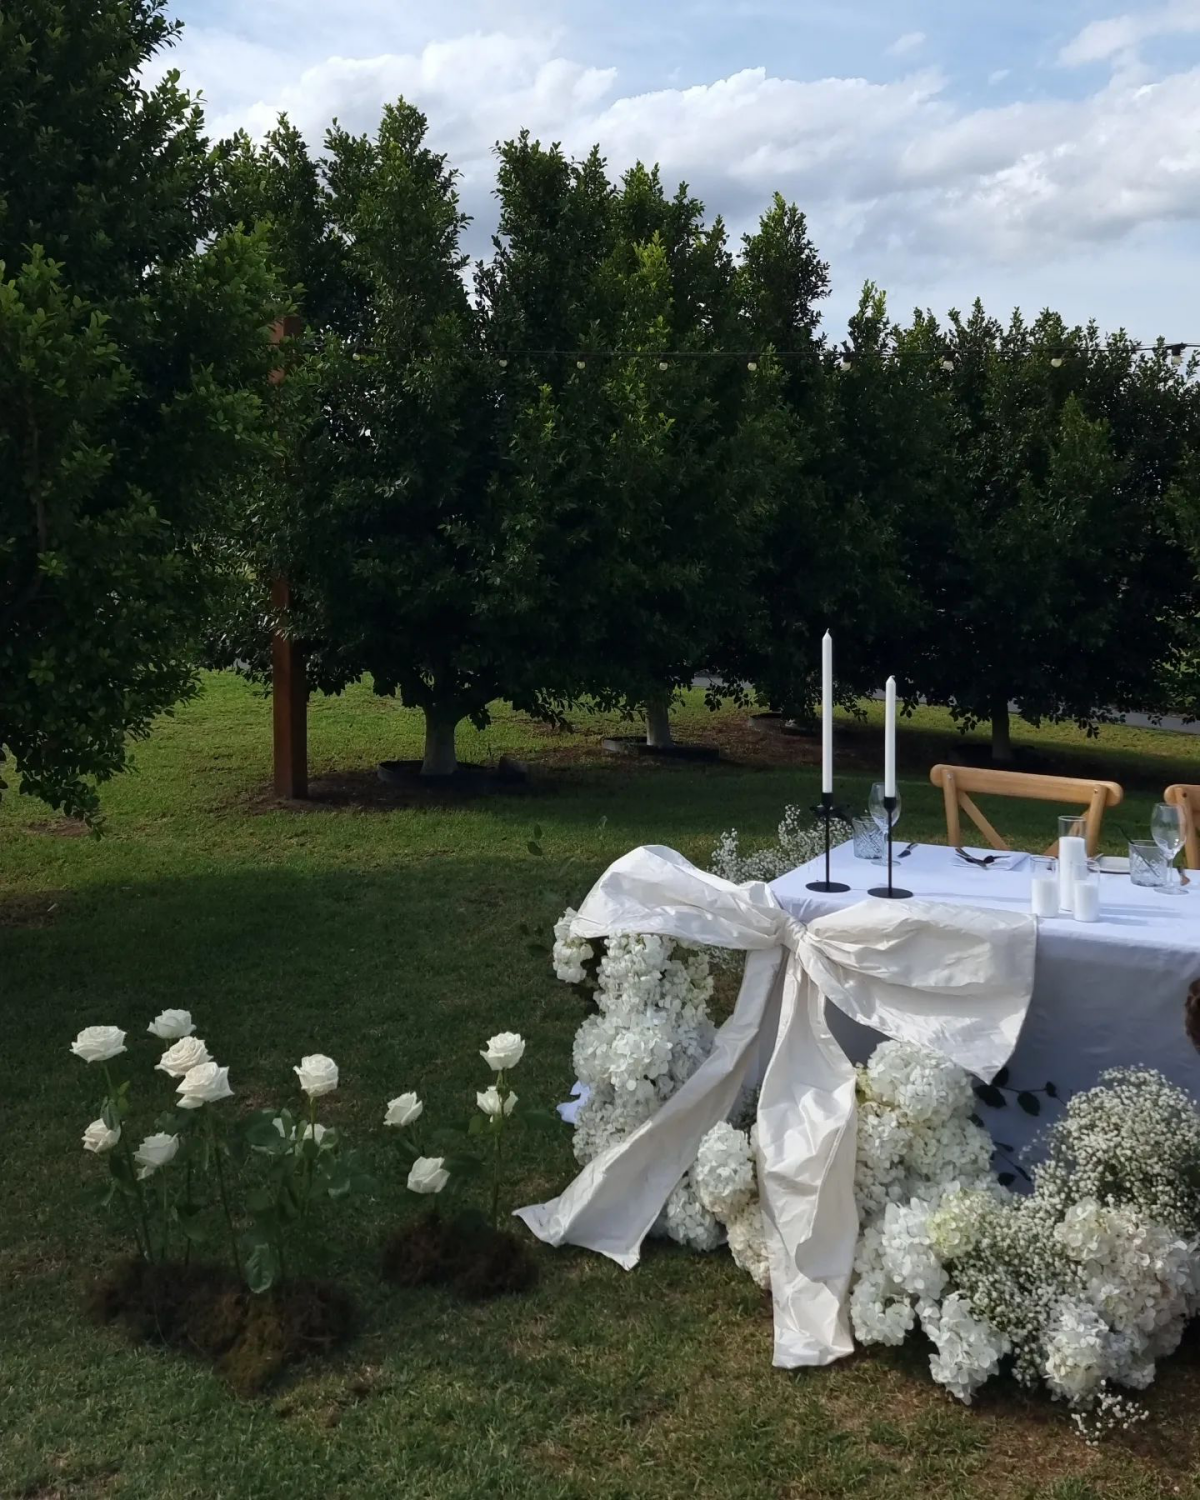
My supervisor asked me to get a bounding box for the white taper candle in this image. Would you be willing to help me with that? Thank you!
[884,677,897,799]
[821,631,833,794]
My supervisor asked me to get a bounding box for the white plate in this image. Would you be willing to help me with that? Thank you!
[1097,855,1130,873]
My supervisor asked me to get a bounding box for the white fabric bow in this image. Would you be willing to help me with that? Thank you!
[516,844,1037,1368]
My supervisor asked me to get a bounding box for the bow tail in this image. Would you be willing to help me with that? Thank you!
[514,948,786,1264]
[757,951,860,1367]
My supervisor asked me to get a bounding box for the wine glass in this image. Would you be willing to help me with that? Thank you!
[869,782,900,834]
[1151,803,1187,894]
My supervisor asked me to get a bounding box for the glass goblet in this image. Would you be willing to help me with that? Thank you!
[1151,802,1187,895]
[869,782,900,834]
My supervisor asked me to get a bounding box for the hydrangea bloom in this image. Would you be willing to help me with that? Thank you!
[555,922,719,1249]
[848,1044,1200,1428]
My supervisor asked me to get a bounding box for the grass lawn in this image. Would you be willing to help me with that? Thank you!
[2,675,1199,1500]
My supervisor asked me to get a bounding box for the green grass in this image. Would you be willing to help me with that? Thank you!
[2,676,1198,1500]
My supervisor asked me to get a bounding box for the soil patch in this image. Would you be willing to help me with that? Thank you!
[381,1209,538,1300]
[0,889,66,928]
[24,817,89,838]
[243,765,547,815]
[601,736,721,763]
[89,1258,354,1395]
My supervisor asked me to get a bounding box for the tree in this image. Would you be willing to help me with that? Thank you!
[485,152,792,745]
[0,0,286,819]
[894,302,1200,759]
[216,104,617,776]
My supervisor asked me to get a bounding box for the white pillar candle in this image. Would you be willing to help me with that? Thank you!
[821,631,833,795]
[884,677,897,799]
[1058,835,1087,914]
[1031,869,1058,917]
[1072,874,1100,923]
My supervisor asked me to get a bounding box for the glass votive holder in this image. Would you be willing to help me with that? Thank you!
[1030,857,1058,917]
[1129,840,1169,888]
[1073,873,1100,922]
[852,816,885,862]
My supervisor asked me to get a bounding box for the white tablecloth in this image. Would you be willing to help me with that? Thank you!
[773,841,1200,1157]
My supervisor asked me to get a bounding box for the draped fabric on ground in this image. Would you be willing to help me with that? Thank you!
[515,845,1037,1368]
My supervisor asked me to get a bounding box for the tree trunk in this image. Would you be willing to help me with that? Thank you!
[990,694,1013,764]
[645,692,674,749]
[420,706,459,776]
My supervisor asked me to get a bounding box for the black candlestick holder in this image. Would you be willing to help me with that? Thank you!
[868,795,912,899]
[806,791,851,893]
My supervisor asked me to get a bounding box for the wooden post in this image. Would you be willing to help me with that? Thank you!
[270,576,307,799]
[270,316,308,798]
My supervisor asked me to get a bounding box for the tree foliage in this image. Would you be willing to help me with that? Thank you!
[0,0,286,819]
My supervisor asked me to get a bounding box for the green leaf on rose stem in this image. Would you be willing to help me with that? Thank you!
[390,1135,420,1165]
[245,1185,276,1215]
[1017,1091,1041,1116]
[442,1153,484,1178]
[179,1212,211,1245]
[527,840,544,857]
[973,1084,1007,1109]
[325,1166,353,1200]
[241,1235,281,1295]
[467,1114,489,1137]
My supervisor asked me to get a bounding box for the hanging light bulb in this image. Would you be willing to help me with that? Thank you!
[839,353,853,371]
[746,355,758,372]
[941,355,955,372]
[1170,344,1185,368]
[658,359,669,371]
[576,358,586,370]
[1050,355,1063,368]
[498,357,509,369]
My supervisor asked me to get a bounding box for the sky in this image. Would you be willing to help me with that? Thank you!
[159,0,1200,339]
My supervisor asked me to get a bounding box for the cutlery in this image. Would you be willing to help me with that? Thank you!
[955,847,1000,868]
[898,842,917,859]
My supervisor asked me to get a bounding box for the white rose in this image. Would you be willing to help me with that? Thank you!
[176,1061,233,1109]
[70,1026,127,1064]
[294,1054,338,1098]
[147,1009,195,1041]
[82,1118,120,1154]
[134,1132,180,1179]
[407,1156,450,1194]
[384,1092,423,1128]
[156,1036,212,1078]
[476,1085,517,1118]
[480,1031,525,1072]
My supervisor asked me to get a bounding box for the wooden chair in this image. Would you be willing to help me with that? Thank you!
[1164,784,1200,870]
[929,765,1123,857]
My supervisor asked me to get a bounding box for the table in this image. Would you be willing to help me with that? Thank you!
[772,841,1200,1158]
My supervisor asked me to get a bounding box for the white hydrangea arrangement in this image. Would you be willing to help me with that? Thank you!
[848,1047,1200,1431]
[553,921,726,1250]
[710,803,854,885]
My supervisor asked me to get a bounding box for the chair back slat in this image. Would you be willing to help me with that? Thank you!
[1165,784,1200,870]
[929,764,1123,856]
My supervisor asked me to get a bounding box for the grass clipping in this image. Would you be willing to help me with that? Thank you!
[89,1259,354,1395]
[382,1209,538,1300]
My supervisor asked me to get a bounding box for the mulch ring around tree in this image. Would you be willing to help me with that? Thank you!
[600,736,721,762]
[88,1258,354,1395]
[381,1209,538,1300]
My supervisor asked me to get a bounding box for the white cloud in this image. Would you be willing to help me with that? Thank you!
[887,30,926,57]
[988,68,1010,85]
[1059,1,1200,66]
[166,24,1200,334]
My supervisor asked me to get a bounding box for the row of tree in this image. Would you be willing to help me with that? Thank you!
[4,0,1200,813]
